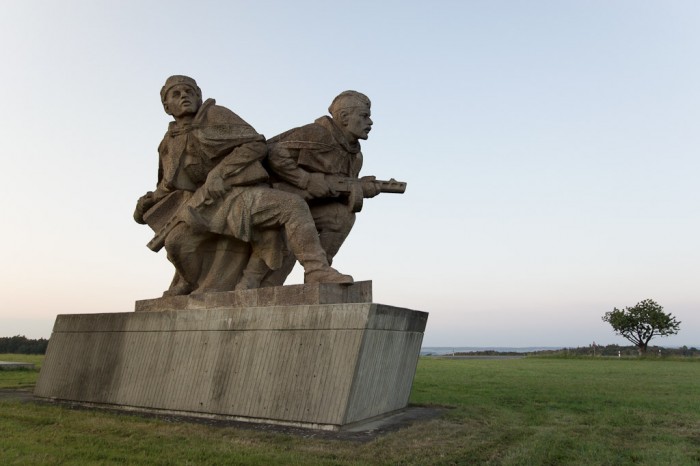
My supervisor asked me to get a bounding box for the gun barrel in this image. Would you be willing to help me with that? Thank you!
[378,180,407,193]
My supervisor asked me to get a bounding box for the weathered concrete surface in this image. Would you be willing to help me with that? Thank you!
[35,301,427,430]
[135,281,372,312]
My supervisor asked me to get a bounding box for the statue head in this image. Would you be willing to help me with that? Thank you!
[328,91,372,141]
[160,75,203,118]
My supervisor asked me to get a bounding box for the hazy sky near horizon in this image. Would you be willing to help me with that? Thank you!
[1,1,698,347]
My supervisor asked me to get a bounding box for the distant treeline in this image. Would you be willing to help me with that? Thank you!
[538,344,700,357]
[0,335,49,354]
[453,344,700,358]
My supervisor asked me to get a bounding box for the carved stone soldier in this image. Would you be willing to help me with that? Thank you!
[264,91,385,284]
[134,76,352,295]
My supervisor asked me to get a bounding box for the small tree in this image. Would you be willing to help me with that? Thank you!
[602,299,681,355]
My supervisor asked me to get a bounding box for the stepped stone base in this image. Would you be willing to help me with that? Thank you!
[34,282,428,431]
[135,280,374,312]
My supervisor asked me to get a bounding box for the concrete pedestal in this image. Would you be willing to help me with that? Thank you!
[34,282,428,431]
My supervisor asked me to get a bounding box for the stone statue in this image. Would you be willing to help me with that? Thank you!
[263,91,406,285]
[134,76,352,295]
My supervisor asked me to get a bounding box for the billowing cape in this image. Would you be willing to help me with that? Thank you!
[158,98,268,193]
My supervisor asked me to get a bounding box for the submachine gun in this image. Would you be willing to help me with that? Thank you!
[329,177,406,212]
[145,177,407,252]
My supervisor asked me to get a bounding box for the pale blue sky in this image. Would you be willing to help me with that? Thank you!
[1,1,698,347]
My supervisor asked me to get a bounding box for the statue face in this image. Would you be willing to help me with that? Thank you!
[164,84,200,118]
[343,106,372,140]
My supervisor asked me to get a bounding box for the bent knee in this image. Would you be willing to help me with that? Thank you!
[311,203,355,232]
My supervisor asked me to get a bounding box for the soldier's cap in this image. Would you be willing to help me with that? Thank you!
[161,75,201,102]
[329,90,370,116]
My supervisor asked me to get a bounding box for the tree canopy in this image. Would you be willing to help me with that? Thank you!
[602,299,681,355]
[0,335,49,354]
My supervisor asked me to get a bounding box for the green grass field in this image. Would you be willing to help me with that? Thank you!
[1,355,698,465]
[0,354,43,389]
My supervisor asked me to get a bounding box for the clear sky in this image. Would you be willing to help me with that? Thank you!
[1,1,698,348]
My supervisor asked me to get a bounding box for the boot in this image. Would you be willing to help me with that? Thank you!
[304,266,353,285]
[162,279,194,297]
[287,222,354,285]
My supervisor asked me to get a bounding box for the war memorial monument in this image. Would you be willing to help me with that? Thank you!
[34,76,428,431]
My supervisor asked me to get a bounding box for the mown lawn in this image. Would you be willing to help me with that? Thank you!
[1,356,698,465]
[0,354,43,389]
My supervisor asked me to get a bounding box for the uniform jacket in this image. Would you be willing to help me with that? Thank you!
[266,116,363,192]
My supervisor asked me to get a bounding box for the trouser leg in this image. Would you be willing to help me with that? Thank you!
[310,203,356,264]
[259,252,296,287]
[235,255,271,290]
[163,222,206,294]
[250,189,353,284]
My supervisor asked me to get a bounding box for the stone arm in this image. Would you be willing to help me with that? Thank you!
[209,140,267,181]
[267,144,335,198]
[134,188,172,224]
[202,140,268,200]
[346,153,380,198]
[267,144,309,187]
[134,148,175,224]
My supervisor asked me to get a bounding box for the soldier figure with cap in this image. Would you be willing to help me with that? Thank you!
[263,91,382,284]
[134,75,353,295]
